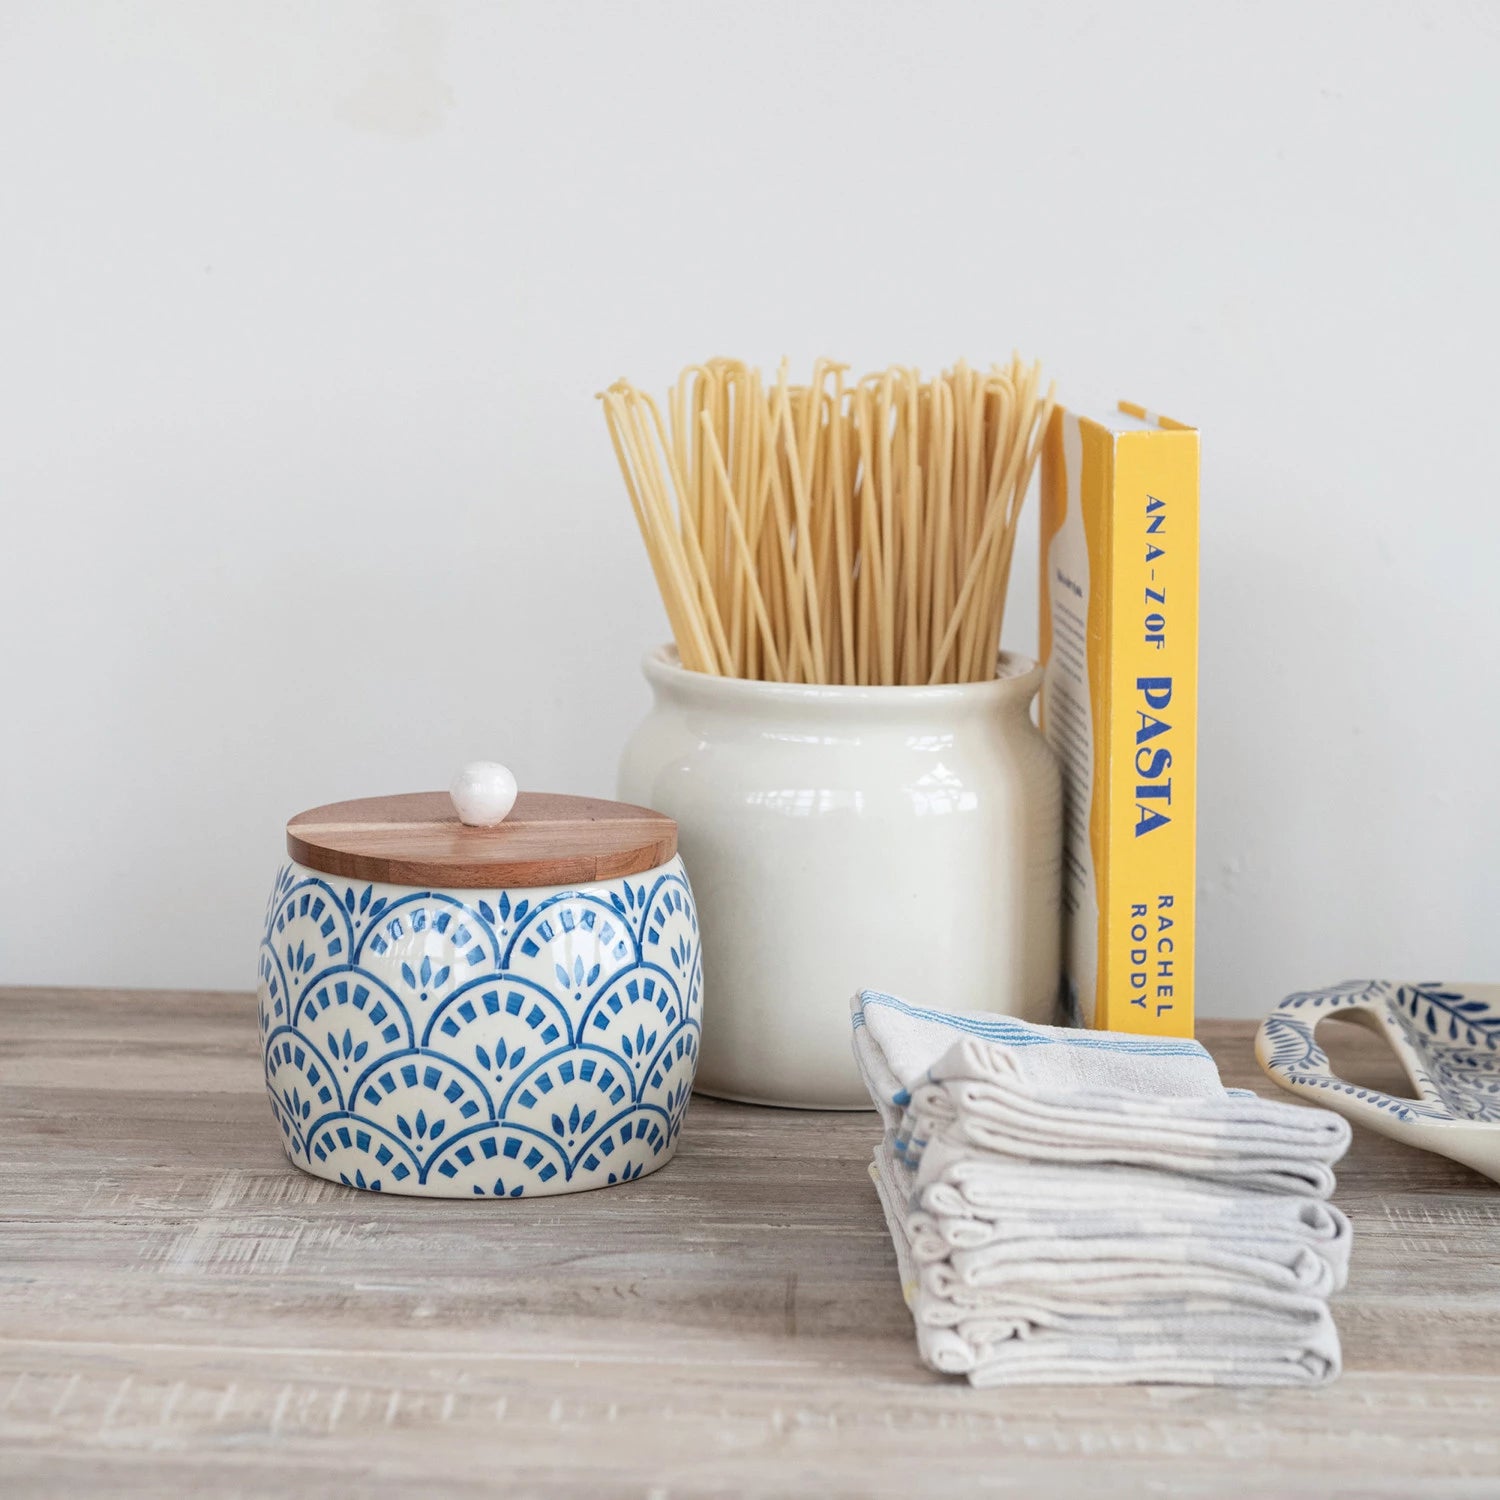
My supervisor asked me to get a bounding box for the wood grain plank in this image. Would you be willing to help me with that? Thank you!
[2,988,1498,1497]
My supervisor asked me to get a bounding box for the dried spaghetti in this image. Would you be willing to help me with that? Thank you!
[600,357,1054,685]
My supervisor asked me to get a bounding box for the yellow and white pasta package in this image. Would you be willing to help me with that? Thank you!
[1039,403,1199,1036]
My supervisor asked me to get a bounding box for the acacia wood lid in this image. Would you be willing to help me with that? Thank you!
[286,791,678,890]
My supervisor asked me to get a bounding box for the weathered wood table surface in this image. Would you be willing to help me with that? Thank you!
[2,988,1497,1497]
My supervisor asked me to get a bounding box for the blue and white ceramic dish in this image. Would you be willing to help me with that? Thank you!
[257,824,702,1198]
[1256,980,1500,1184]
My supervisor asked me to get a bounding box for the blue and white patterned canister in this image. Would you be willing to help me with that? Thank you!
[256,785,701,1199]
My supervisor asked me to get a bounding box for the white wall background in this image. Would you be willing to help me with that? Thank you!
[3,1,1498,1017]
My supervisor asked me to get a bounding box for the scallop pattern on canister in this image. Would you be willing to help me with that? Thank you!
[257,858,701,1197]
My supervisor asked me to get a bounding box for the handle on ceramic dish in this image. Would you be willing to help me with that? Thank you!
[1255,984,1434,1122]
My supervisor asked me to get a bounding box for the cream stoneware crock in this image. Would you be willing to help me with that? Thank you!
[618,646,1062,1109]
[257,785,701,1198]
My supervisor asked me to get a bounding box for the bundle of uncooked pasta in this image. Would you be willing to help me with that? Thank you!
[600,357,1054,685]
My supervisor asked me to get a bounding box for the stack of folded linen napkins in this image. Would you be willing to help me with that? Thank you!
[851,990,1354,1388]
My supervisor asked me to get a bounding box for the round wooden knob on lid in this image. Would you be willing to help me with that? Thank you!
[286,787,678,890]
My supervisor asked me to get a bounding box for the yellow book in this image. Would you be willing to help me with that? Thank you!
[1039,403,1199,1036]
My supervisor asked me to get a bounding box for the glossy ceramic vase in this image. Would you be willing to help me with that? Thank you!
[257,854,701,1196]
[618,646,1062,1108]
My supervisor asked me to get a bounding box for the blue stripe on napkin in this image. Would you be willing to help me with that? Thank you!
[855,989,1208,1060]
